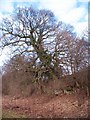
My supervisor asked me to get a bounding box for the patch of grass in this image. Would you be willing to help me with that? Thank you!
[2,109,26,118]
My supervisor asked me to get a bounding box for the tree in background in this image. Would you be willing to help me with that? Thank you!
[55,30,88,75]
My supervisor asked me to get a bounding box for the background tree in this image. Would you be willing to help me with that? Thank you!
[55,28,88,75]
[2,54,36,96]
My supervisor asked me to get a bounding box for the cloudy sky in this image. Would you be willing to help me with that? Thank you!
[0,0,88,34]
[0,0,89,66]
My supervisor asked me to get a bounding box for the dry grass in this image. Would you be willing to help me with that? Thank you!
[2,89,89,118]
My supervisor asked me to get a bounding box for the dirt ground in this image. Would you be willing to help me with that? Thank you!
[2,91,89,118]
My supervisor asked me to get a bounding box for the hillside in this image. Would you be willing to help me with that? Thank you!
[2,91,88,118]
[2,67,89,118]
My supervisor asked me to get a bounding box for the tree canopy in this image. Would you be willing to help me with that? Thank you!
[0,7,88,84]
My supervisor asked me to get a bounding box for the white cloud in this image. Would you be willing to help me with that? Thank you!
[13,0,37,2]
[0,47,11,66]
[61,7,86,23]
[0,0,13,13]
[78,0,90,2]
[74,21,88,36]
[38,0,77,16]
[37,0,87,35]
[0,12,3,21]
[85,14,88,21]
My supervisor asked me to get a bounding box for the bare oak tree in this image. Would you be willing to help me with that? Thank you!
[0,7,62,84]
[0,7,88,86]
